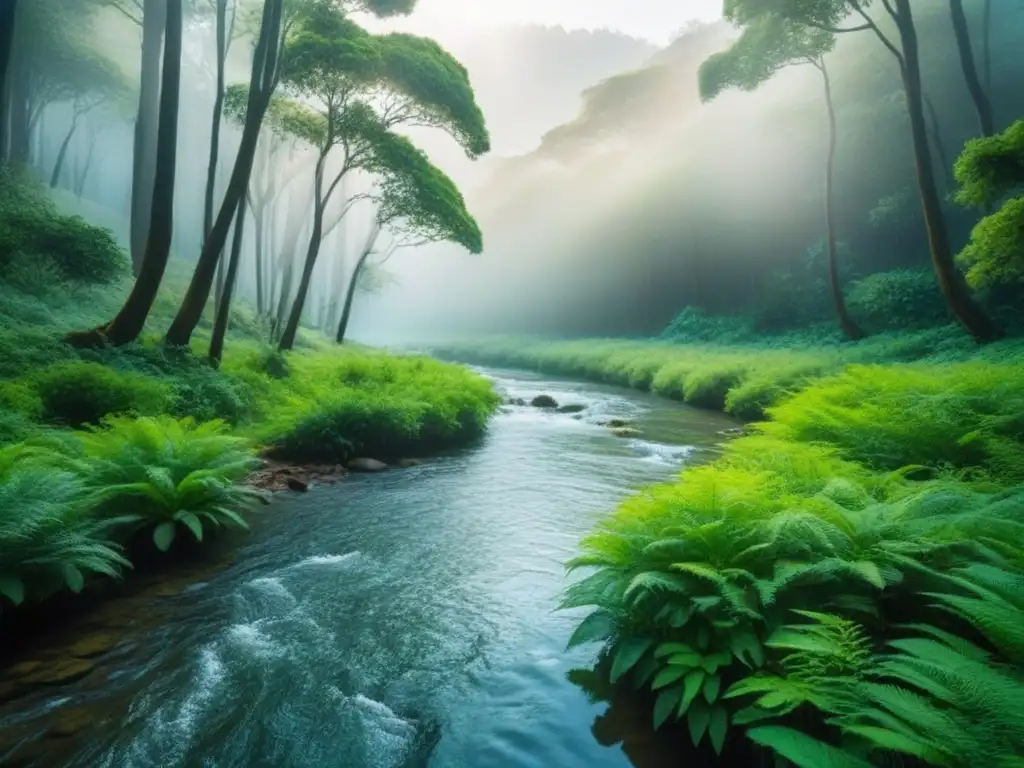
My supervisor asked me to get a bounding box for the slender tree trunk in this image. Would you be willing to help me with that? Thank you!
[279,192,325,350]
[0,0,17,162]
[49,118,78,188]
[8,62,29,166]
[165,0,283,347]
[335,250,373,344]
[820,63,863,340]
[101,0,183,347]
[893,0,999,341]
[74,127,98,198]
[209,195,247,363]
[981,0,992,94]
[130,0,166,277]
[923,93,954,194]
[253,201,265,314]
[948,0,995,138]
[204,0,228,242]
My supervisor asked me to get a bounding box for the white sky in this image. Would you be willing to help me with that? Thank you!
[365,0,724,45]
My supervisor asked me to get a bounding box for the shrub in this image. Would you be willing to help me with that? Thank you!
[32,361,170,427]
[0,444,129,605]
[846,269,950,331]
[70,415,261,552]
[661,308,755,344]
[0,171,128,284]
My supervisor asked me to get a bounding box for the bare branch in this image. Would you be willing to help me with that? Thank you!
[847,0,904,67]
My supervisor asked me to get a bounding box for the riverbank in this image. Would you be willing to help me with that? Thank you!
[433,334,1024,766]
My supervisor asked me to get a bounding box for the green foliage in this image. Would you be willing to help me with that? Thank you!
[67,416,261,551]
[32,361,170,428]
[660,308,756,344]
[0,444,129,606]
[846,269,950,331]
[957,196,1024,289]
[0,171,129,284]
[954,120,1024,207]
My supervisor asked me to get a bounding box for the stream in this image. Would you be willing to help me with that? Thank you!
[0,367,737,768]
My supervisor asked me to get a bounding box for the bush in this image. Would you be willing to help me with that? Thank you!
[70,415,261,552]
[0,444,129,605]
[33,360,170,427]
[0,171,128,284]
[846,269,950,331]
[661,308,755,344]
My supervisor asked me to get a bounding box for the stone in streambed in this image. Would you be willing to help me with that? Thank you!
[347,457,389,473]
[68,632,118,659]
[613,428,643,439]
[286,477,309,493]
[398,459,422,468]
[21,659,94,686]
[599,418,631,429]
[47,706,98,738]
[557,404,586,414]
[530,394,558,409]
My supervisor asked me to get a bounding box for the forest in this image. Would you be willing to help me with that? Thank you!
[0,0,1023,766]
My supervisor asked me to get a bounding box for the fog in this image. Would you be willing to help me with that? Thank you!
[13,0,1024,346]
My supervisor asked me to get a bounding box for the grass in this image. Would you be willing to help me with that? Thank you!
[432,333,1024,766]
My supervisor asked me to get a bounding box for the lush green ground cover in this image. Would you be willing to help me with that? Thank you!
[0,176,499,618]
[433,334,1024,766]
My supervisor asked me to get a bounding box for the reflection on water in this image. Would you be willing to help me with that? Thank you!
[0,368,736,768]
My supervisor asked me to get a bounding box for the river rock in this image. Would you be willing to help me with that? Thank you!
[8,661,42,678]
[530,394,558,409]
[398,459,422,468]
[48,706,97,738]
[600,418,631,429]
[68,632,118,659]
[347,457,389,473]
[557,404,586,414]
[613,428,643,439]
[21,659,94,686]
[286,477,309,493]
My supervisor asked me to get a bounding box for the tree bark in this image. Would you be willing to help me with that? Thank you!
[165,0,283,347]
[278,157,327,351]
[209,195,247,363]
[252,200,265,314]
[923,93,954,194]
[820,63,864,341]
[893,0,999,341]
[948,0,995,137]
[7,61,29,166]
[49,118,78,188]
[130,0,166,277]
[203,0,229,243]
[981,0,992,93]
[74,129,97,198]
[0,0,17,162]
[335,247,376,344]
[102,0,183,346]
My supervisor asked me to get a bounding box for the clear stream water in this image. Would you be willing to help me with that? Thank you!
[0,367,737,768]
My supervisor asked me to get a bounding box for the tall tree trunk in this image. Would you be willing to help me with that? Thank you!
[165,0,283,347]
[253,201,265,314]
[74,126,98,198]
[981,0,992,93]
[820,63,863,341]
[893,0,999,341]
[49,118,78,188]
[0,0,18,162]
[923,93,954,194]
[203,0,229,242]
[7,61,29,166]
[948,0,995,137]
[209,195,247,363]
[335,252,371,344]
[101,0,183,346]
[130,0,166,277]
[278,175,325,351]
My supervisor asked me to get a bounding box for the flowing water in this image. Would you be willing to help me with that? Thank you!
[0,368,737,768]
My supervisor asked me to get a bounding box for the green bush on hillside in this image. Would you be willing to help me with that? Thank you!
[846,269,950,331]
[33,360,170,428]
[0,171,128,284]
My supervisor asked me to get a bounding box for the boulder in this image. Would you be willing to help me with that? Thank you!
[613,428,643,439]
[600,418,631,429]
[530,394,558,409]
[557,404,586,414]
[347,457,389,473]
[68,632,118,659]
[286,477,309,493]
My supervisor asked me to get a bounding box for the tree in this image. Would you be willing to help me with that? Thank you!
[954,119,1024,288]
[947,0,994,138]
[334,131,483,344]
[0,0,17,162]
[204,0,239,242]
[750,0,1000,341]
[208,196,248,363]
[99,0,183,346]
[273,0,489,350]
[700,11,864,340]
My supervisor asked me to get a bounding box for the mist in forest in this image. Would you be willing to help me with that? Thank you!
[12,0,1024,345]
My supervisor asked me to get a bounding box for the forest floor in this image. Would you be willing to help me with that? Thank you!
[430,332,1024,763]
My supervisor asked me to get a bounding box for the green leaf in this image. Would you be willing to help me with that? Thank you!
[567,610,615,650]
[729,627,764,668]
[668,651,702,667]
[610,637,653,683]
[701,650,733,674]
[632,652,660,689]
[652,665,688,689]
[702,672,721,704]
[688,698,711,747]
[747,726,875,768]
[654,641,696,658]
[731,705,778,726]
[178,512,204,542]
[152,521,177,552]
[697,623,710,650]
[63,564,85,593]
[0,575,25,605]
[653,684,685,730]
[670,605,694,627]
[674,668,702,716]
[708,705,728,755]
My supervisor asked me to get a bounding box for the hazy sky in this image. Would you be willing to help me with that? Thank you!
[366,0,724,44]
